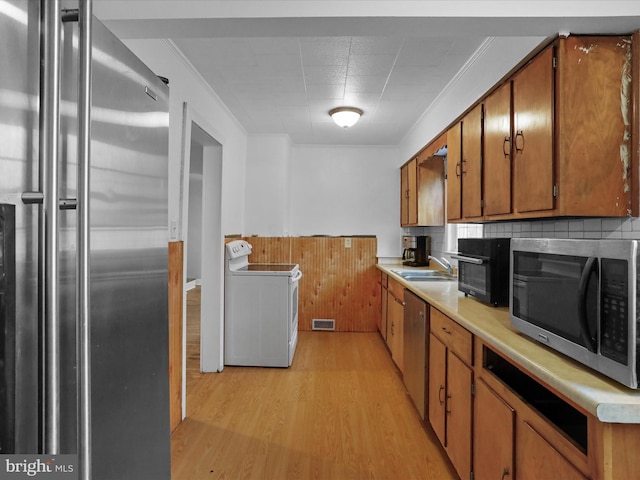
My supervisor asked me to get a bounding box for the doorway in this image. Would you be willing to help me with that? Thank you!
[180,104,224,418]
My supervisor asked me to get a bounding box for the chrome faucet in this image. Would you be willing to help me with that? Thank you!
[428,255,454,275]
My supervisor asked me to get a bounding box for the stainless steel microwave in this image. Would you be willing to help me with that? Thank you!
[510,238,639,389]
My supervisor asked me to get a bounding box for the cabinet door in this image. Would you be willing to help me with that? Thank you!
[407,158,417,225]
[417,156,445,226]
[446,352,473,480]
[473,378,515,480]
[400,163,409,225]
[461,103,483,219]
[517,421,587,480]
[557,35,633,217]
[483,81,512,216]
[380,285,388,340]
[446,123,462,221]
[512,45,554,214]
[401,159,418,226]
[428,333,447,447]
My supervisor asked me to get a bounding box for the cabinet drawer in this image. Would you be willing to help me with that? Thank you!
[430,307,472,365]
[388,276,404,302]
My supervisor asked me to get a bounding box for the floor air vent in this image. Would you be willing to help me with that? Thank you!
[312,319,335,331]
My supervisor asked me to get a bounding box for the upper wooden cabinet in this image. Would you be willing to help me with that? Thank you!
[483,80,513,216]
[555,36,633,217]
[447,105,483,221]
[512,44,555,215]
[400,158,417,226]
[445,35,637,223]
[428,308,473,480]
[401,134,445,226]
[446,123,462,221]
[461,104,483,219]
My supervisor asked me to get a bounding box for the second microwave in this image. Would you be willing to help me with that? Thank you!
[510,238,639,389]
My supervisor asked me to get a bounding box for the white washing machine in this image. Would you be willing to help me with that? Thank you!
[224,240,302,367]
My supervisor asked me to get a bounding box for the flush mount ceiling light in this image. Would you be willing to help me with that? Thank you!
[329,107,363,128]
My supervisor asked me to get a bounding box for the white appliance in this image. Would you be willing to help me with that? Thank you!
[224,240,302,367]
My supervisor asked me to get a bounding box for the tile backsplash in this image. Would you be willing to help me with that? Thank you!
[483,218,640,240]
[406,217,640,267]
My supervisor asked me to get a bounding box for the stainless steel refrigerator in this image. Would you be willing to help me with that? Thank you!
[0,0,171,478]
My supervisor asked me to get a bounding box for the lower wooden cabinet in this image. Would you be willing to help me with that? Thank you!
[386,277,404,372]
[428,308,473,480]
[517,422,587,480]
[473,378,515,480]
[476,343,590,480]
[378,268,640,480]
[379,272,388,340]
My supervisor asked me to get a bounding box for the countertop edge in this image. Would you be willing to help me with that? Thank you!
[377,264,640,424]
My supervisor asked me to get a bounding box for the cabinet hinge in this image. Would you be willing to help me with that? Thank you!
[470,471,474,480]
[553,184,559,198]
[471,383,476,396]
[552,55,558,70]
[480,199,484,209]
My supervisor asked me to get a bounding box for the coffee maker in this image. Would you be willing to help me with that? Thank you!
[402,235,431,266]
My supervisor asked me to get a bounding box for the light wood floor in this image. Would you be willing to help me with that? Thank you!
[172,287,457,479]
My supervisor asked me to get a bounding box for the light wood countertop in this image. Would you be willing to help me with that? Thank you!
[377,263,640,423]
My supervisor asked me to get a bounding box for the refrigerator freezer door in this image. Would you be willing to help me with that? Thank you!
[0,0,42,453]
[74,17,172,479]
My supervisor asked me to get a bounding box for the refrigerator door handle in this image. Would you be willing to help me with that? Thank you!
[76,1,93,479]
[40,0,62,455]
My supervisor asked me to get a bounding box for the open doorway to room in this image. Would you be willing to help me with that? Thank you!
[180,106,224,418]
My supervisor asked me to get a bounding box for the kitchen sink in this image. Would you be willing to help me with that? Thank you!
[390,269,456,282]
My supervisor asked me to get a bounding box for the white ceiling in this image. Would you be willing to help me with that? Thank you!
[94,1,640,146]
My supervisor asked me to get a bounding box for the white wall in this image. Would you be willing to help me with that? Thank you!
[244,135,292,236]
[244,139,401,257]
[289,145,400,257]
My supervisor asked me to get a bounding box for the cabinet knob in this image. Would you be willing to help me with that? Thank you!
[455,162,461,178]
[438,385,445,405]
[501,467,510,480]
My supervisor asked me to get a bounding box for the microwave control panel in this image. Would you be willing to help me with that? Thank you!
[600,258,629,365]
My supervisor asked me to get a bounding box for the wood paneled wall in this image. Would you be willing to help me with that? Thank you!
[168,241,183,432]
[241,236,380,332]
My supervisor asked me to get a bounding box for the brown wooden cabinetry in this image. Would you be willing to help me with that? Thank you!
[400,158,417,226]
[428,307,473,480]
[446,122,462,221]
[447,105,483,221]
[476,342,590,480]
[483,80,513,216]
[473,378,515,480]
[518,422,587,480]
[378,272,388,340]
[446,35,637,223]
[512,44,555,215]
[461,104,483,219]
[386,276,404,372]
[401,134,446,227]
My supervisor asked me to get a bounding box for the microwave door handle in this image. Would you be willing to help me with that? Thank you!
[451,254,485,265]
[578,257,598,353]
